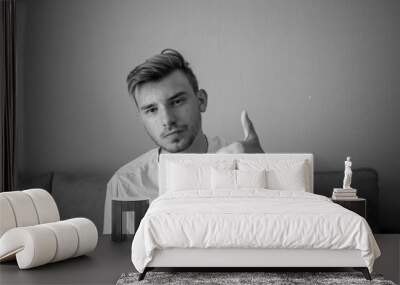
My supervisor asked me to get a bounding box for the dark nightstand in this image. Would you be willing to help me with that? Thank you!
[112,197,149,242]
[331,198,366,218]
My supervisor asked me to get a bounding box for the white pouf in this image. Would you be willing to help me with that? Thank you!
[1,191,40,227]
[0,196,17,237]
[24,188,60,223]
[0,189,98,269]
[0,218,98,269]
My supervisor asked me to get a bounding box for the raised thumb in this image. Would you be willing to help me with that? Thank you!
[241,110,256,141]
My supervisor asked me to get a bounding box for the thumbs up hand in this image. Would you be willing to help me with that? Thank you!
[217,110,264,154]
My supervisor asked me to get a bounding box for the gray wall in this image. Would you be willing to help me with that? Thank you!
[16,0,400,232]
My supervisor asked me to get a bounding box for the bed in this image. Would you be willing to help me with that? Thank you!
[131,153,380,280]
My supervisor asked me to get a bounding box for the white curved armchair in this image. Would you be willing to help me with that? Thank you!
[0,189,98,269]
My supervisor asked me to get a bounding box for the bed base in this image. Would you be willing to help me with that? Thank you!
[138,248,372,281]
[138,267,371,281]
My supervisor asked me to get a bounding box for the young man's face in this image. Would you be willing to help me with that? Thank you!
[134,70,207,153]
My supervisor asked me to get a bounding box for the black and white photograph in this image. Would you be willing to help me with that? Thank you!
[1,0,399,284]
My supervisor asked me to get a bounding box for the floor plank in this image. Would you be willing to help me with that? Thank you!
[374,234,400,284]
[0,236,133,285]
[1,234,399,284]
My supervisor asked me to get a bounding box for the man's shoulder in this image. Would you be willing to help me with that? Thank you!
[114,148,159,176]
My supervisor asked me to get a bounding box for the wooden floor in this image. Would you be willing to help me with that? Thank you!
[0,236,133,285]
[0,235,399,285]
[373,234,400,284]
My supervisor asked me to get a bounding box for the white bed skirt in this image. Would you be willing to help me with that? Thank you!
[147,248,366,268]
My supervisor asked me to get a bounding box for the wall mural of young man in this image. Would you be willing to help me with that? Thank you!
[103,49,264,234]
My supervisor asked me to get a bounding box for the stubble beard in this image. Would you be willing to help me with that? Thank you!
[146,114,202,153]
[146,126,197,153]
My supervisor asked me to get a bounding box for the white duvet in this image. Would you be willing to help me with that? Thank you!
[131,190,380,273]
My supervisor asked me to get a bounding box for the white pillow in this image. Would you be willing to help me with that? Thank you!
[237,159,308,192]
[166,160,235,192]
[237,169,267,189]
[211,168,268,190]
[211,168,236,190]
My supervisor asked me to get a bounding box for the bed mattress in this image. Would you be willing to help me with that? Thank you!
[131,189,380,273]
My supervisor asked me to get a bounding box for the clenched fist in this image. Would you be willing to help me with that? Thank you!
[217,110,264,154]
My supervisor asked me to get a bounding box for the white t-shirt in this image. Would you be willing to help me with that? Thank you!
[103,136,228,234]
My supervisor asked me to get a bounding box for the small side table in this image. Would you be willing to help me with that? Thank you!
[112,197,149,242]
[331,197,366,218]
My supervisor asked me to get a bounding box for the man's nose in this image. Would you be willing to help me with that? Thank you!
[159,107,177,128]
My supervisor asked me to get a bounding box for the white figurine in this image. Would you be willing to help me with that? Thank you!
[342,156,352,189]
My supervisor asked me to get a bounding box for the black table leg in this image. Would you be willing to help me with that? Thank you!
[112,200,123,242]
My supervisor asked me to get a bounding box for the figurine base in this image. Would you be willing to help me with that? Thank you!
[334,188,357,192]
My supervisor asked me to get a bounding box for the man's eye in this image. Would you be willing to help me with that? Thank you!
[172,98,185,106]
[145,108,157,114]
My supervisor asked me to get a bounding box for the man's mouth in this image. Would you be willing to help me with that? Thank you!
[163,128,186,138]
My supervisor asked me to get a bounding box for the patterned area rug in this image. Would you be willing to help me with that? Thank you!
[116,271,396,285]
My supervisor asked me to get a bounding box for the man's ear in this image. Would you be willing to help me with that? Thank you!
[196,89,208,113]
